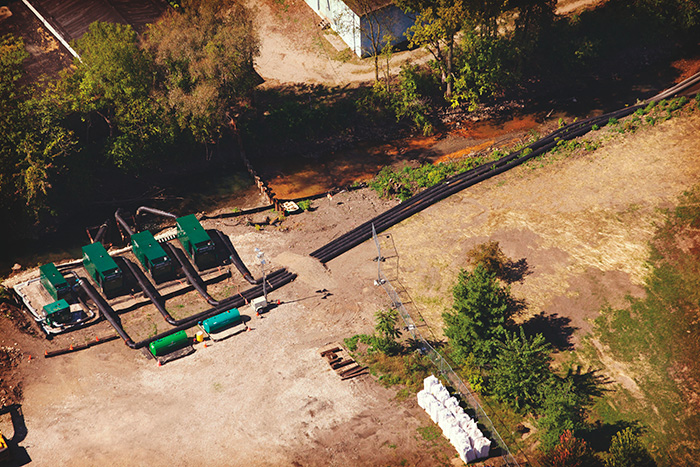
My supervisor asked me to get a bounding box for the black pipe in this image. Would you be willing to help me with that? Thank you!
[314,73,695,264]
[114,208,135,237]
[93,219,110,244]
[311,103,645,263]
[162,242,220,306]
[136,206,178,222]
[78,279,135,347]
[212,230,259,284]
[132,270,296,348]
[79,270,296,350]
[117,257,178,326]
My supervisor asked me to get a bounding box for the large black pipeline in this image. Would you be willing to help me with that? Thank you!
[212,230,259,285]
[162,242,220,306]
[136,206,178,222]
[114,208,135,237]
[317,110,631,261]
[310,102,645,263]
[117,257,178,326]
[78,279,135,347]
[647,71,700,102]
[79,270,296,349]
[93,219,110,244]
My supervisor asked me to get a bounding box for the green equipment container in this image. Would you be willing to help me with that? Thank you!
[82,242,123,298]
[39,263,70,300]
[130,230,174,283]
[200,308,241,334]
[43,299,72,325]
[176,214,217,270]
[149,330,189,356]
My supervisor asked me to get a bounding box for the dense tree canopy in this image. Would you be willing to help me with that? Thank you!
[1,35,77,226]
[443,263,514,363]
[68,22,172,171]
[604,428,656,467]
[146,0,259,149]
[0,0,261,236]
[489,328,552,410]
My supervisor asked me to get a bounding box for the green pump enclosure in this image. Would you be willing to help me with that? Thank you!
[43,299,71,325]
[39,263,70,300]
[149,330,189,356]
[200,308,241,334]
[130,230,174,283]
[82,242,123,298]
[176,214,217,270]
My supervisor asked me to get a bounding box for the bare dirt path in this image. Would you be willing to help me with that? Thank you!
[252,0,605,86]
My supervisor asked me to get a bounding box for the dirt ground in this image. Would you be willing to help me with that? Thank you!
[1,108,697,466]
[383,112,700,386]
[0,2,73,83]
[251,0,604,86]
[0,187,464,467]
[2,0,697,465]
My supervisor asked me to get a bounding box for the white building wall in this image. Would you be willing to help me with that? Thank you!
[302,1,412,58]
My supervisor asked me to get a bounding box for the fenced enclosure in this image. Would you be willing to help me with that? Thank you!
[371,224,521,467]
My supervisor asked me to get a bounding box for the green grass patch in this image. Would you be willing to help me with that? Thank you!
[369,156,485,201]
[586,185,700,466]
[417,424,442,442]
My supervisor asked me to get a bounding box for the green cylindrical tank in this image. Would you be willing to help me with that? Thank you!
[200,308,241,334]
[148,330,189,356]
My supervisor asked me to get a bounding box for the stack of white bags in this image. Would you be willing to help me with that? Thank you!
[417,375,491,463]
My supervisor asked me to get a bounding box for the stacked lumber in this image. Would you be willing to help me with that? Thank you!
[319,344,367,380]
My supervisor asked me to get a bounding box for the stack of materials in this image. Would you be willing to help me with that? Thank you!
[417,375,491,463]
[319,344,367,380]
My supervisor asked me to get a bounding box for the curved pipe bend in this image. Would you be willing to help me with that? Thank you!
[114,209,135,237]
[212,230,259,285]
[136,206,178,222]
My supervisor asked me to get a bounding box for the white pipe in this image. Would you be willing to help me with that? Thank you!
[21,0,82,61]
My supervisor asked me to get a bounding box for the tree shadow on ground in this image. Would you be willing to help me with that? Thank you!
[521,311,576,351]
[500,258,531,284]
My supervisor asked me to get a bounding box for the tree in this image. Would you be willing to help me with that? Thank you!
[374,308,402,355]
[443,263,513,364]
[604,428,656,467]
[451,30,513,108]
[539,430,601,467]
[68,21,170,171]
[489,328,552,411]
[397,0,468,99]
[0,34,30,215]
[0,34,77,226]
[375,308,402,341]
[537,379,590,450]
[146,0,259,153]
[466,240,508,277]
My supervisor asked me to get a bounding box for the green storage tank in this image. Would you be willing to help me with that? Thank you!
[200,308,241,334]
[39,263,70,300]
[176,214,217,270]
[149,330,190,356]
[43,299,72,325]
[82,242,123,298]
[130,230,174,283]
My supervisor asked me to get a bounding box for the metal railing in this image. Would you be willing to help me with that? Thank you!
[372,224,520,466]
